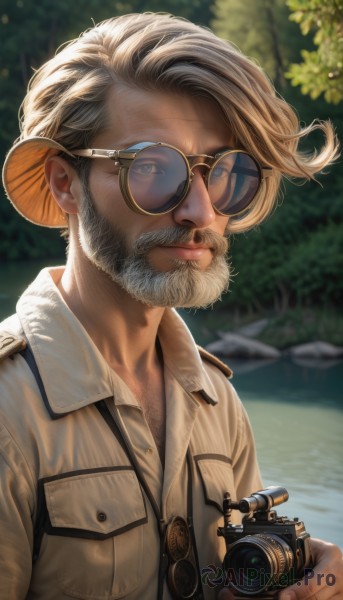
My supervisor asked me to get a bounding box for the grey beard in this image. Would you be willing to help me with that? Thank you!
[78,188,230,308]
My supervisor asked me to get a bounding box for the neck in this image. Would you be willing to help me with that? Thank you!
[58,246,165,375]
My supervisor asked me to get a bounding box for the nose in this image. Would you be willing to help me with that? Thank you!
[172,170,217,229]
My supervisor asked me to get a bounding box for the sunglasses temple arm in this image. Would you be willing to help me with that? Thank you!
[262,167,273,178]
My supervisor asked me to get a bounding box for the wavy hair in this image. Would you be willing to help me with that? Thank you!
[20,12,339,232]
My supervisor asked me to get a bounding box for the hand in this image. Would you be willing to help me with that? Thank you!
[217,538,342,600]
[278,538,342,599]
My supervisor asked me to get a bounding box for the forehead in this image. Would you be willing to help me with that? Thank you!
[95,84,234,151]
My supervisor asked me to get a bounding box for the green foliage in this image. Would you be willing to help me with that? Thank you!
[0,198,66,260]
[211,0,343,314]
[211,0,303,89]
[258,307,343,347]
[226,168,343,313]
[286,0,343,104]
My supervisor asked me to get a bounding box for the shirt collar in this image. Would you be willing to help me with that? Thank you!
[16,267,218,417]
[158,309,219,404]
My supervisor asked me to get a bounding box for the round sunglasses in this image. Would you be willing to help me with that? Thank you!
[72,141,272,217]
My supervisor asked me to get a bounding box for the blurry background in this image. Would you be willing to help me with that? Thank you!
[0,0,342,346]
[0,0,342,547]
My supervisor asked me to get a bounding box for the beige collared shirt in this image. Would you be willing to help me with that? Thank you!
[0,267,262,599]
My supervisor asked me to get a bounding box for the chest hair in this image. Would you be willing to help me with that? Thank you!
[125,370,166,467]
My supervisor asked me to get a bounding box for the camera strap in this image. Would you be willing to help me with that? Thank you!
[96,399,204,600]
[96,399,167,598]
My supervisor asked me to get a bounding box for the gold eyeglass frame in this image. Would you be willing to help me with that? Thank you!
[72,141,272,218]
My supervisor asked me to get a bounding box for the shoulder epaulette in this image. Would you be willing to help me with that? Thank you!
[0,331,26,362]
[197,345,233,378]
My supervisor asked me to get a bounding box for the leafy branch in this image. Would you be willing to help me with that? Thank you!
[286,0,343,104]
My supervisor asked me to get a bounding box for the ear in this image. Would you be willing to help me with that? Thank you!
[45,156,82,216]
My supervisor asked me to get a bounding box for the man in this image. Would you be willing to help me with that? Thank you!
[0,12,341,600]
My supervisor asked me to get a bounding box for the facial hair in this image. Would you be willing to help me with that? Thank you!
[78,187,231,308]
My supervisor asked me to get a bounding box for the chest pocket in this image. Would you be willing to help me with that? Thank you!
[195,454,235,514]
[35,467,147,599]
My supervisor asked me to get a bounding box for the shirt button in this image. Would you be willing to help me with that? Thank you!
[97,511,107,522]
[145,446,154,455]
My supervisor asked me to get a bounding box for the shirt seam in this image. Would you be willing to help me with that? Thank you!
[0,421,36,507]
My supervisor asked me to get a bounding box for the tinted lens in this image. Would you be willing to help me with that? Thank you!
[208,151,261,216]
[127,146,189,214]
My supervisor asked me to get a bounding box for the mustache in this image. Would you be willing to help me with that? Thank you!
[133,226,229,257]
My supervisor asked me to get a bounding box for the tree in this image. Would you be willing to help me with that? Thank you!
[210,0,342,315]
[211,0,299,90]
[286,0,343,104]
[225,168,343,314]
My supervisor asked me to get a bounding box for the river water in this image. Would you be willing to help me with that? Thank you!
[1,260,343,548]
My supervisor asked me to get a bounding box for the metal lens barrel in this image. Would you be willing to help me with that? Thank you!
[226,533,294,595]
[239,487,289,514]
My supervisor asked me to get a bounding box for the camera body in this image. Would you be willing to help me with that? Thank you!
[217,486,312,597]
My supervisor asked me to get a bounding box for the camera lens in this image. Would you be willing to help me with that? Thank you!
[225,533,294,594]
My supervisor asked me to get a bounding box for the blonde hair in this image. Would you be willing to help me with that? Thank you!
[20,12,339,233]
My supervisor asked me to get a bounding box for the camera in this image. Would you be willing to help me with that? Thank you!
[217,486,312,597]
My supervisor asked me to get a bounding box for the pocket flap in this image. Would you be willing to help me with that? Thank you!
[43,467,147,537]
[195,454,234,513]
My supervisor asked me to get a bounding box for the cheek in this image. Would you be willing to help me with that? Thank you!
[89,170,121,213]
[213,215,230,237]
[88,169,136,232]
